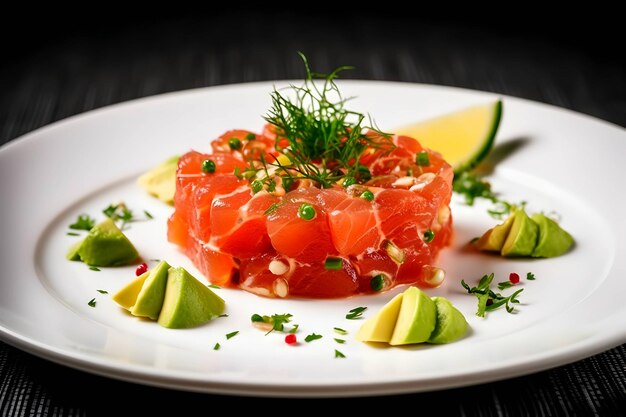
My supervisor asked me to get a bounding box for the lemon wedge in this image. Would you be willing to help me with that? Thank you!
[396,100,502,173]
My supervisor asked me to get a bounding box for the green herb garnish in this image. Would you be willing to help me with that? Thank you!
[461,273,523,317]
[335,349,346,358]
[87,298,96,307]
[218,314,229,318]
[103,203,135,229]
[333,327,348,335]
[288,324,299,334]
[67,232,80,236]
[370,274,385,292]
[527,272,536,280]
[89,266,101,271]
[361,190,374,201]
[257,53,393,190]
[346,306,367,320]
[324,257,343,270]
[334,338,346,344]
[251,314,264,322]
[416,151,430,166]
[201,159,216,173]
[207,284,221,289]
[97,289,108,294]
[304,333,323,343]
[423,229,435,243]
[298,203,316,221]
[452,172,496,205]
[213,343,221,351]
[497,281,514,290]
[144,210,154,219]
[226,331,239,340]
[69,214,95,231]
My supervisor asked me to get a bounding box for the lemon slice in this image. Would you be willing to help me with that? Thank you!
[396,100,502,173]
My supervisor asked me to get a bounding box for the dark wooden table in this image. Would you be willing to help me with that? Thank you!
[1,11,624,416]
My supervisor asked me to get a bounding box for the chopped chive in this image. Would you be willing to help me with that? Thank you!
[423,229,435,243]
[218,314,229,318]
[207,284,221,289]
[228,137,242,150]
[324,257,343,270]
[298,203,316,221]
[342,176,357,187]
[333,327,348,335]
[245,133,256,140]
[67,232,81,236]
[370,274,385,292]
[251,180,263,194]
[97,289,108,294]
[144,210,154,219]
[416,151,430,166]
[361,190,374,202]
[87,298,96,307]
[213,343,221,351]
[335,349,346,358]
[201,159,216,173]
[226,331,239,340]
[346,306,367,320]
[89,266,101,272]
[334,338,346,344]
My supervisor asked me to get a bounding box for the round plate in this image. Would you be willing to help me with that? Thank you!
[1,81,625,397]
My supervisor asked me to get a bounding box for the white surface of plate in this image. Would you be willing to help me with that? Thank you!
[1,81,625,397]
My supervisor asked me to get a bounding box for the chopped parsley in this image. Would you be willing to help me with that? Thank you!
[452,172,496,205]
[288,324,299,334]
[461,273,523,317]
[87,298,96,308]
[226,331,239,340]
[69,214,95,231]
[103,203,135,229]
[334,349,346,358]
[304,333,323,343]
[527,272,536,280]
[250,313,295,334]
[346,307,367,320]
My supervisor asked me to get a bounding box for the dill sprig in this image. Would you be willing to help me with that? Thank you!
[262,53,393,188]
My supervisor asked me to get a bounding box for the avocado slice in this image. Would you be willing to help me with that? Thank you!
[112,271,150,310]
[77,218,139,266]
[501,210,539,257]
[356,293,404,343]
[531,213,574,257]
[389,287,436,345]
[137,155,179,204]
[158,267,225,329]
[428,297,468,344]
[66,240,83,261]
[474,214,515,252]
[131,260,171,320]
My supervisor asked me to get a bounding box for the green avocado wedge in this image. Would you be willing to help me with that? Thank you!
[356,293,404,343]
[131,260,171,320]
[531,214,574,257]
[389,287,437,345]
[75,218,139,266]
[501,210,539,257]
[157,267,225,329]
[474,213,515,252]
[137,155,179,205]
[428,297,468,344]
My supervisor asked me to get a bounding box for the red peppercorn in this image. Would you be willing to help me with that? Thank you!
[135,262,148,276]
[509,272,520,284]
[285,334,297,345]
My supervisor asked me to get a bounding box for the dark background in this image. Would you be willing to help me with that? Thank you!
[1,9,625,416]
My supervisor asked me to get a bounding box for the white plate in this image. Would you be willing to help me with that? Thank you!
[1,81,625,397]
